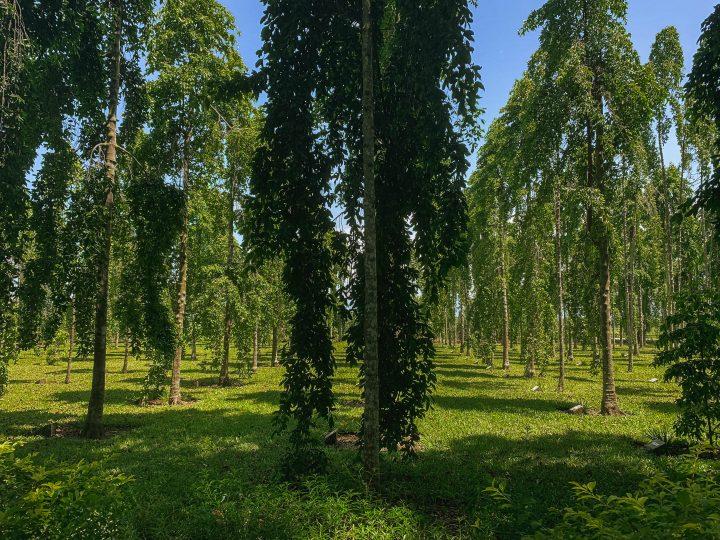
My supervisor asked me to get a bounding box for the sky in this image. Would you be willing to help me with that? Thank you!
[223,0,715,168]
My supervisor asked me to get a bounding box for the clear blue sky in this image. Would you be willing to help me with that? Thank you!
[225,0,714,167]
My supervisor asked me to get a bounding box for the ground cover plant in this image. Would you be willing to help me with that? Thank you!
[0,342,689,538]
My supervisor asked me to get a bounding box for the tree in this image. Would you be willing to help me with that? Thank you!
[655,291,720,446]
[360,0,380,488]
[523,0,651,414]
[687,4,720,239]
[145,0,242,405]
[84,0,157,437]
[649,26,684,324]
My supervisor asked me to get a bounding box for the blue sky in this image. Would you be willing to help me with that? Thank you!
[223,0,715,168]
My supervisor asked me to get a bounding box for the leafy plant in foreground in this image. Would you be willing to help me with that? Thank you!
[655,290,720,446]
[530,456,720,539]
[0,441,135,539]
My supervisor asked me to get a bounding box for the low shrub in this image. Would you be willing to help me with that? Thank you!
[0,440,135,539]
[530,455,720,539]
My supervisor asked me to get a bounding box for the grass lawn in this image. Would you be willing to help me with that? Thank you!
[1,343,680,538]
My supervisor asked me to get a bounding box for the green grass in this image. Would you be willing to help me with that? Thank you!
[1,343,680,538]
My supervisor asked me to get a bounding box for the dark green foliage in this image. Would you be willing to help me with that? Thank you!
[247,1,337,448]
[250,0,481,458]
[532,457,720,539]
[655,291,720,446]
[126,139,184,399]
[687,5,720,239]
[18,144,77,349]
[343,0,482,454]
[0,441,134,539]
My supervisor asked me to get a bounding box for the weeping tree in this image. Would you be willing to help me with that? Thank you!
[248,0,481,479]
[687,4,720,240]
[522,0,651,414]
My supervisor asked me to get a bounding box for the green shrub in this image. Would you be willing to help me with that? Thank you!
[0,440,135,539]
[655,290,720,446]
[530,456,720,539]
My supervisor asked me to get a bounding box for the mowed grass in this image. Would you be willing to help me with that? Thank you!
[1,343,680,538]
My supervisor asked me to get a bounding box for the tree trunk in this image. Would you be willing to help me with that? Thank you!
[637,286,645,350]
[252,322,259,372]
[657,129,674,327]
[626,209,636,371]
[83,4,121,438]
[65,304,75,384]
[361,0,380,489]
[500,221,511,372]
[271,325,278,367]
[169,132,191,406]
[554,181,565,392]
[587,99,620,415]
[121,332,130,373]
[219,173,236,387]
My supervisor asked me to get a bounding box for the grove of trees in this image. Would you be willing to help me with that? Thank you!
[1,0,719,494]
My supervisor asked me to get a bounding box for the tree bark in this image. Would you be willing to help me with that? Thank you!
[83,3,121,438]
[169,131,191,406]
[500,220,511,372]
[587,85,620,415]
[65,304,75,384]
[554,181,566,392]
[121,332,130,373]
[361,0,380,489]
[219,173,236,387]
[271,325,278,367]
[657,129,674,326]
[252,322,259,372]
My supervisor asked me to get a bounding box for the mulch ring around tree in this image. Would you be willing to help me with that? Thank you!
[135,394,199,407]
[37,422,133,439]
[324,431,425,452]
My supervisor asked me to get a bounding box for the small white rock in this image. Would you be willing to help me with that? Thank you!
[531,386,540,392]
[568,404,585,414]
[649,378,659,383]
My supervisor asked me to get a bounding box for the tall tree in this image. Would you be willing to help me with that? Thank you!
[360,0,380,487]
[649,26,684,324]
[146,0,242,405]
[522,0,651,414]
[687,4,720,239]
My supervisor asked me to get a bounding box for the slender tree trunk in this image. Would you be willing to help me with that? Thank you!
[252,322,259,372]
[65,304,75,384]
[657,130,674,326]
[626,209,636,371]
[83,4,121,438]
[638,286,645,349]
[271,325,278,367]
[169,132,191,406]
[554,181,565,392]
[361,0,380,488]
[500,221,511,372]
[459,296,465,354]
[121,332,130,373]
[219,173,236,387]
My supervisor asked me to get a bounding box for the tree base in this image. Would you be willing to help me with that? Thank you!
[82,423,104,439]
[600,403,624,416]
[218,376,232,387]
[168,395,182,406]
